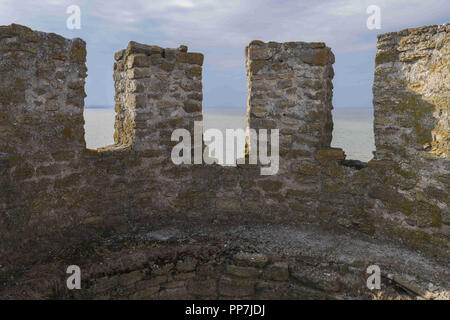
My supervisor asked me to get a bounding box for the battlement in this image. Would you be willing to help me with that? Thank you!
[112,42,203,152]
[0,24,449,299]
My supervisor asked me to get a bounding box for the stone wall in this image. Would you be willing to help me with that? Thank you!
[0,24,87,242]
[374,24,449,158]
[0,24,448,299]
[367,24,449,251]
[109,41,204,214]
[83,249,323,300]
[243,40,335,215]
[2,224,448,300]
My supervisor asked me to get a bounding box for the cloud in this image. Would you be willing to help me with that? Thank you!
[84,0,449,55]
[1,0,449,107]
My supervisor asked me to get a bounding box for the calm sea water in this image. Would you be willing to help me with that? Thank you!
[84,107,375,162]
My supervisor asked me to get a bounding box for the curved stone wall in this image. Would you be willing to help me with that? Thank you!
[0,23,448,299]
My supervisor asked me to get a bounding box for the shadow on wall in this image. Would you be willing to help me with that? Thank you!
[374,91,440,160]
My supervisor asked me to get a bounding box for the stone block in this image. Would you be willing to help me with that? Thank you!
[218,276,255,297]
[187,279,217,297]
[234,252,269,268]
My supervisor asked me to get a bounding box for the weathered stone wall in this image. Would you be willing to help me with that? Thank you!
[301,25,450,257]
[374,25,449,158]
[113,42,203,151]
[2,227,448,300]
[109,41,204,214]
[367,25,449,252]
[246,40,335,155]
[0,24,87,243]
[0,24,448,299]
[243,40,335,216]
[0,243,390,299]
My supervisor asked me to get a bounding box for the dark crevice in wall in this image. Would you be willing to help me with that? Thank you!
[342,159,368,170]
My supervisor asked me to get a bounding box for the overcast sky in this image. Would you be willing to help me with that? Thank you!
[1,0,449,109]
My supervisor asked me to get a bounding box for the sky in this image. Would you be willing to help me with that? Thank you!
[1,0,449,109]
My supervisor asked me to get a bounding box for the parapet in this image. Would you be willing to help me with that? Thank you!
[0,23,448,273]
[112,41,203,152]
[0,24,87,153]
[374,24,449,159]
[246,40,335,169]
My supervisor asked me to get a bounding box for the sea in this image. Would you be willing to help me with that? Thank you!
[84,106,375,162]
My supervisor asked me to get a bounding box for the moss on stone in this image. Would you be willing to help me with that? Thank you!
[375,49,399,65]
